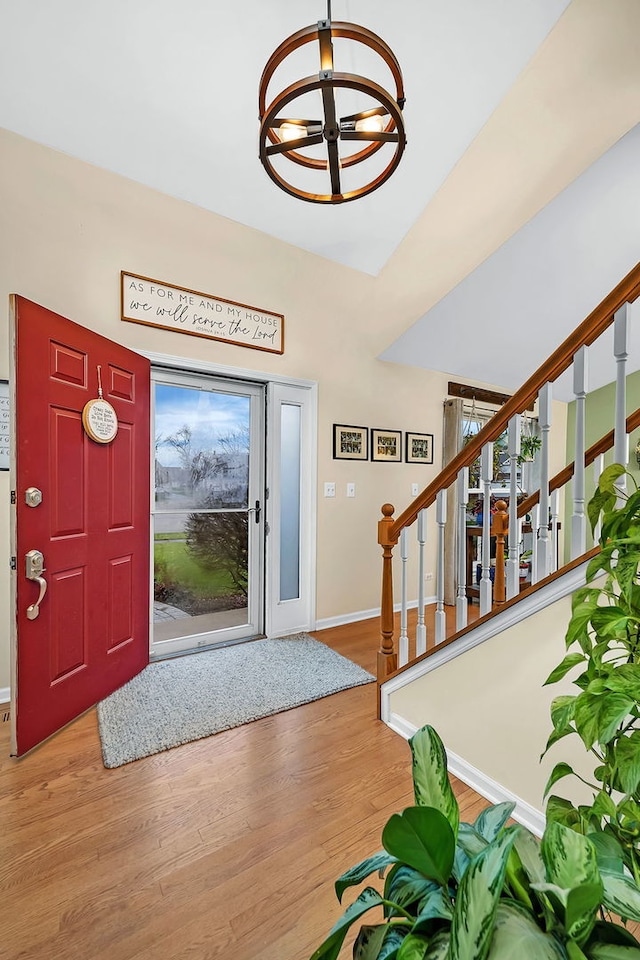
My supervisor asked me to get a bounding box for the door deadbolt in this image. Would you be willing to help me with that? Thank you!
[25,487,43,508]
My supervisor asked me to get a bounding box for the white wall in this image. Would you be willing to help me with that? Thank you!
[387,590,596,814]
[0,128,458,692]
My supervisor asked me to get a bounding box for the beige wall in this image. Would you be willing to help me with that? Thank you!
[388,592,595,813]
[0,129,460,692]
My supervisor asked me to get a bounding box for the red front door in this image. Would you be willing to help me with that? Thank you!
[11,296,150,756]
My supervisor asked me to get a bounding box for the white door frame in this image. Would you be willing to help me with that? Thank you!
[143,351,317,640]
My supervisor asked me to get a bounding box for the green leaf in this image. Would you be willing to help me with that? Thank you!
[409,726,460,840]
[590,792,618,821]
[574,692,633,749]
[457,822,489,860]
[423,931,450,959]
[589,920,640,949]
[449,825,519,960]
[613,731,640,794]
[336,852,397,902]
[601,870,640,923]
[545,796,581,828]
[396,933,430,960]
[544,763,577,799]
[551,696,578,732]
[474,802,515,843]
[384,865,438,914]
[586,550,616,582]
[485,901,566,958]
[382,807,455,887]
[604,666,640,701]
[310,887,385,960]
[545,653,587,685]
[353,925,389,960]
[587,945,640,958]
[531,882,602,944]
[353,924,407,960]
[542,821,600,891]
[513,828,545,885]
[412,888,454,932]
[542,725,576,757]
[588,486,616,536]
[598,463,628,493]
[587,832,625,875]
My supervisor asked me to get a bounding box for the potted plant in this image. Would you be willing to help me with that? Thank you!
[518,433,542,465]
[309,724,640,959]
[309,465,640,959]
[542,464,640,890]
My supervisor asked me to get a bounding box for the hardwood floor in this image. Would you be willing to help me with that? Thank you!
[0,617,487,960]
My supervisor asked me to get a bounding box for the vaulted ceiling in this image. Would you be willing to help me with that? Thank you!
[2,0,639,390]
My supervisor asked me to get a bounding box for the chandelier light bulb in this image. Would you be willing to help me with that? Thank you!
[279,123,308,143]
[355,115,385,134]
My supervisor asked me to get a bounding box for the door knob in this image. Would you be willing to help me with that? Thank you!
[25,549,47,621]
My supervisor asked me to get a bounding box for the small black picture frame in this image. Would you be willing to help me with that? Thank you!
[333,423,369,460]
[371,428,402,462]
[406,431,434,464]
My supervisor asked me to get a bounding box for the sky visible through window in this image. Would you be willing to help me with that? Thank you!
[155,384,250,466]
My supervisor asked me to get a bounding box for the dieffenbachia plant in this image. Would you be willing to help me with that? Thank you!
[309,724,640,960]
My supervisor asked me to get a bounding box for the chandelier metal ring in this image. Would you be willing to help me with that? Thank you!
[258,16,406,204]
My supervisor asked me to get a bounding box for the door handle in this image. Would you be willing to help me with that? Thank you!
[25,549,48,621]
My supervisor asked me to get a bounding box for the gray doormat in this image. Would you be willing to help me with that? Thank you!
[97,633,374,768]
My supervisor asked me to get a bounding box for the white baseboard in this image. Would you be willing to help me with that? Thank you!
[386,712,545,837]
[315,596,437,632]
[0,687,10,705]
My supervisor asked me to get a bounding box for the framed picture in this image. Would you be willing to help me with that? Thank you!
[0,380,9,471]
[333,424,369,461]
[371,428,402,462]
[406,431,434,464]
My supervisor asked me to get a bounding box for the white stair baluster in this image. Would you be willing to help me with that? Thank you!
[593,454,605,545]
[398,528,409,666]
[571,345,588,558]
[550,488,560,573]
[614,303,629,502]
[530,503,539,585]
[506,414,521,599]
[535,382,553,580]
[436,489,447,644]
[456,467,469,631]
[416,508,427,656]
[480,442,493,616]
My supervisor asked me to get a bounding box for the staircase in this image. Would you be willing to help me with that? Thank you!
[375,263,640,719]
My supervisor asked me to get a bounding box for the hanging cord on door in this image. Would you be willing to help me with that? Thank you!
[96,364,104,399]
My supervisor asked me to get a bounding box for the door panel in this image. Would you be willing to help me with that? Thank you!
[12,296,150,756]
[151,370,264,657]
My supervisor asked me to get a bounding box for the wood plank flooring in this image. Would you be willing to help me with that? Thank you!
[0,617,488,960]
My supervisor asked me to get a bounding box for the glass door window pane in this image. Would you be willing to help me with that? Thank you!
[279,403,301,601]
[152,378,262,653]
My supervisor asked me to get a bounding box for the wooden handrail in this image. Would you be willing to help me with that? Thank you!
[388,262,640,540]
[517,406,640,518]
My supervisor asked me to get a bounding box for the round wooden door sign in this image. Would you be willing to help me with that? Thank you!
[82,398,119,443]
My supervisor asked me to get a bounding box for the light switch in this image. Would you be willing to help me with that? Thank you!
[324,482,336,498]
[346,482,356,498]
[411,483,419,497]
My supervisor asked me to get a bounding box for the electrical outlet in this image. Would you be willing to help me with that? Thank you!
[324,482,336,498]
[411,483,419,496]
[346,482,356,498]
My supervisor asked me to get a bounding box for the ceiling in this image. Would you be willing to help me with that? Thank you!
[1,1,640,396]
[0,0,570,276]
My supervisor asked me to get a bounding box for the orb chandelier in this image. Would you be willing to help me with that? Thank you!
[258,1,406,204]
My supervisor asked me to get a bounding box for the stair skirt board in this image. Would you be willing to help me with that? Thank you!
[385,711,546,837]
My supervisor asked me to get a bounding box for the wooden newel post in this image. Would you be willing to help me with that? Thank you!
[378,503,399,684]
[493,499,508,605]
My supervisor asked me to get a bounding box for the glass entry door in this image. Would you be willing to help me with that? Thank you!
[151,369,264,658]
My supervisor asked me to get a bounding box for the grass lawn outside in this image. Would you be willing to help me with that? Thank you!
[154,539,239,599]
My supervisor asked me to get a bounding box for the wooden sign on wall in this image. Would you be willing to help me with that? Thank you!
[121,271,284,355]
